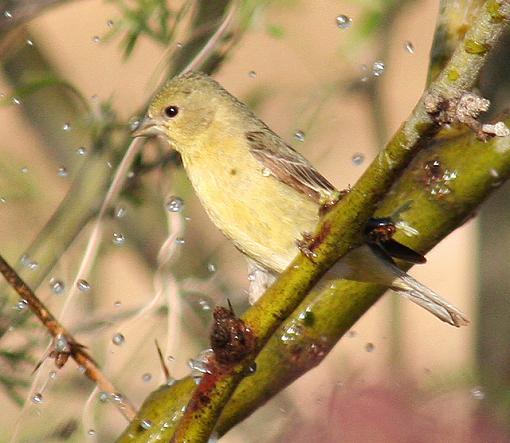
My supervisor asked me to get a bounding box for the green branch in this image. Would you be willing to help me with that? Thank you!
[429,0,485,83]
[118,117,510,443]
[118,2,510,442]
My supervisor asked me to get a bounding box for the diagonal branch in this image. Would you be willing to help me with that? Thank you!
[118,110,510,442]
[147,2,510,442]
[0,255,137,421]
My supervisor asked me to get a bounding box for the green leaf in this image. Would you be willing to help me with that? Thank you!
[266,23,285,38]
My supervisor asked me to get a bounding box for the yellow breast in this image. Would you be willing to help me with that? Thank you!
[179,132,319,273]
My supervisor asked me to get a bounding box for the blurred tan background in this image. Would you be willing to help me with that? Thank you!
[0,0,503,442]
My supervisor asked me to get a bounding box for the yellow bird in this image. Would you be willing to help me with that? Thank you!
[134,71,468,327]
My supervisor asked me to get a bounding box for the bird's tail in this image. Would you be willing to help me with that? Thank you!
[389,267,469,327]
[326,244,469,327]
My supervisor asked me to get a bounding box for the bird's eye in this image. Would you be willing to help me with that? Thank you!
[164,106,179,118]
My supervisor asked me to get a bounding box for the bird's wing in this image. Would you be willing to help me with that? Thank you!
[246,130,337,204]
[377,239,427,264]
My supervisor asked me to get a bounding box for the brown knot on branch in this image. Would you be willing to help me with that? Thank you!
[424,91,509,139]
[210,302,256,366]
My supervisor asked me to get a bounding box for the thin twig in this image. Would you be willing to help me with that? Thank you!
[181,0,238,74]
[0,254,137,421]
[0,0,77,34]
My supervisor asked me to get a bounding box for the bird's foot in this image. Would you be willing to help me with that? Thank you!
[364,217,396,243]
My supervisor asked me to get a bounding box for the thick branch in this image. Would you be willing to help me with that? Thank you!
[429,0,485,83]
[0,255,137,421]
[123,2,510,442]
[118,111,510,442]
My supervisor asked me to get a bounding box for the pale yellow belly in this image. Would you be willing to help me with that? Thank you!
[182,152,320,273]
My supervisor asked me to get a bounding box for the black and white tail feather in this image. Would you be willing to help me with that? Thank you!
[387,263,468,327]
[248,244,469,327]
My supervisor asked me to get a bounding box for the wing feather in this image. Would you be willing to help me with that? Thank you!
[246,130,336,203]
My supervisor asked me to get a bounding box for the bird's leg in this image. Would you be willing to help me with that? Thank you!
[364,217,396,243]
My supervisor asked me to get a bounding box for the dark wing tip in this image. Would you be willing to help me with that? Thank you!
[381,239,427,264]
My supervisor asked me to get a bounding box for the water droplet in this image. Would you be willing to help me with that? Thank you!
[31,393,43,404]
[20,166,28,173]
[98,392,109,402]
[106,19,114,28]
[167,355,175,362]
[248,271,256,281]
[77,279,91,292]
[261,167,271,177]
[129,117,141,131]
[76,146,88,156]
[57,166,68,177]
[14,299,28,311]
[198,299,212,311]
[294,130,305,142]
[78,365,86,374]
[115,205,126,218]
[365,342,375,352]
[336,14,352,29]
[87,429,96,436]
[360,64,369,82]
[280,324,302,343]
[351,153,365,165]
[142,373,152,382]
[112,232,125,246]
[0,197,6,204]
[3,11,12,19]
[12,97,21,105]
[165,196,184,213]
[404,41,415,54]
[176,42,183,49]
[175,237,185,245]
[246,362,257,374]
[62,122,71,131]
[140,419,152,430]
[372,61,385,77]
[112,333,125,346]
[26,39,34,46]
[55,336,70,353]
[49,370,57,380]
[188,349,213,382]
[114,300,121,308]
[207,263,216,273]
[248,70,257,78]
[49,278,65,295]
[92,35,101,43]
[470,386,485,400]
[111,393,124,403]
[20,254,38,270]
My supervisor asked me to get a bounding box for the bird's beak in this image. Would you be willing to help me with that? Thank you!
[132,116,163,138]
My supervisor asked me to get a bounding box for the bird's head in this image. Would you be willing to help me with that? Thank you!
[133,71,227,149]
